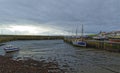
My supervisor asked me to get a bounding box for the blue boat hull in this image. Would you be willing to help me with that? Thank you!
[4,48,19,53]
[72,41,86,47]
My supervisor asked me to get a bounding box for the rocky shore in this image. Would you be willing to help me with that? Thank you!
[0,55,64,73]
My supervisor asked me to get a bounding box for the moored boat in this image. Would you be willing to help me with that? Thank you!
[72,40,86,47]
[4,45,19,53]
[72,24,87,47]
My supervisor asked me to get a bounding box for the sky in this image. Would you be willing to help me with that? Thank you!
[0,0,120,35]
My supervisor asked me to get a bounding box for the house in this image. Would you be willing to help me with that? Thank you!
[92,31,108,40]
[106,31,120,39]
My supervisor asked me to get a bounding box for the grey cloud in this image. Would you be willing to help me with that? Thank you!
[0,0,120,34]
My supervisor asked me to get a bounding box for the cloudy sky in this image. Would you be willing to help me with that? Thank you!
[0,0,120,35]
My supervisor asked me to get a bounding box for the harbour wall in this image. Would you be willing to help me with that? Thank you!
[0,35,64,43]
[64,38,120,52]
[86,40,120,52]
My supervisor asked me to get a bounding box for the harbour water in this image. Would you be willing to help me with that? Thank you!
[0,40,120,73]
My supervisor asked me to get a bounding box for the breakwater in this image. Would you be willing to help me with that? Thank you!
[64,38,120,52]
[0,35,63,43]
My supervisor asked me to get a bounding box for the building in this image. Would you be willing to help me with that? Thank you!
[106,31,120,39]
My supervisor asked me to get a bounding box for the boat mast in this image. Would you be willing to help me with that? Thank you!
[81,24,84,41]
[76,24,78,38]
[81,24,83,37]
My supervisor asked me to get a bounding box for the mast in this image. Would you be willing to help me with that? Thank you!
[75,24,78,38]
[81,24,83,37]
[81,24,84,41]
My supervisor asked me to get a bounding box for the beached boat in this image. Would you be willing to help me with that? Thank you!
[4,45,19,53]
[72,24,86,47]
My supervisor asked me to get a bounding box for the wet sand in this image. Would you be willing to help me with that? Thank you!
[0,55,64,73]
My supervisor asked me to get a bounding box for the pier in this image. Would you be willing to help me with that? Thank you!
[64,38,120,52]
[86,40,120,52]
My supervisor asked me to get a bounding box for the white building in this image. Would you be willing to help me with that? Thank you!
[106,31,120,38]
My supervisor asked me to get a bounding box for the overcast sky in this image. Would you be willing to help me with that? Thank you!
[0,0,120,35]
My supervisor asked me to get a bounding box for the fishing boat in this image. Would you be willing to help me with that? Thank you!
[4,45,19,53]
[72,24,86,47]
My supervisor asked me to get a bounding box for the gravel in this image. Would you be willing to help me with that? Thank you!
[0,55,64,73]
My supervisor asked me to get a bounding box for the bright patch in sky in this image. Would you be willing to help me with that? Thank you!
[7,25,50,35]
[4,24,68,35]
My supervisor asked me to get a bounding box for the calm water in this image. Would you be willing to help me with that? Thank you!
[0,40,120,73]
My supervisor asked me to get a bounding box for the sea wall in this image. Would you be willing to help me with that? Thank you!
[0,35,63,43]
[64,38,120,52]
[86,40,120,52]
[0,37,15,43]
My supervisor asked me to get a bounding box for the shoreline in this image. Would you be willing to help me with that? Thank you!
[0,55,64,73]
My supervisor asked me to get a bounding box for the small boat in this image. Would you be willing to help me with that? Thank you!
[4,45,19,53]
